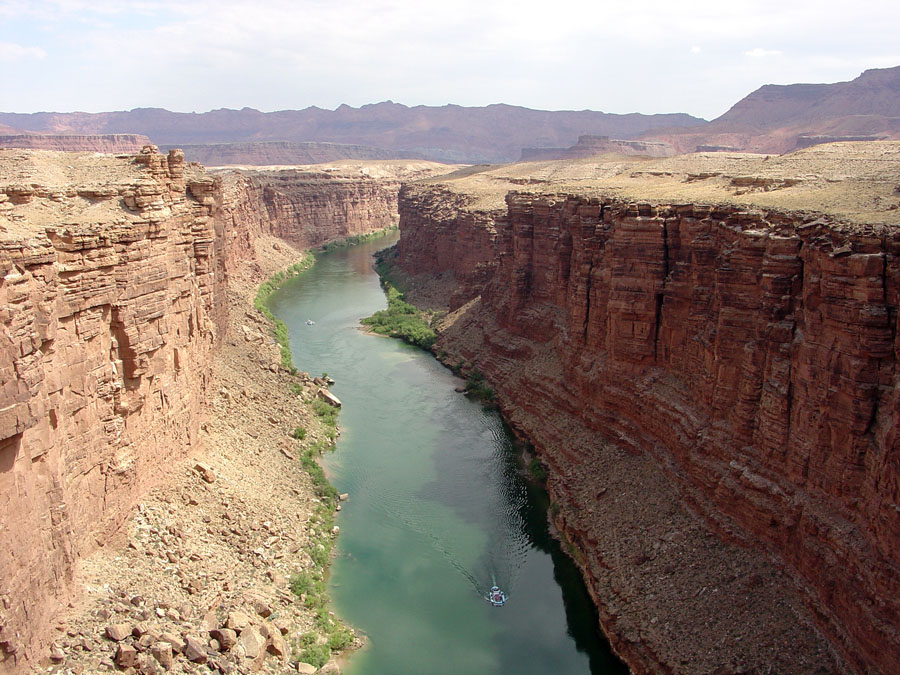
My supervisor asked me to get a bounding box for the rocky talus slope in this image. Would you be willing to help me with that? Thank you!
[0,148,444,673]
[393,143,900,674]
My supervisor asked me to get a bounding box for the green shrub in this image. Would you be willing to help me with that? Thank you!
[289,382,303,396]
[300,448,339,502]
[464,369,496,405]
[291,426,307,440]
[307,542,331,568]
[253,252,315,371]
[289,571,322,597]
[317,227,398,254]
[327,625,353,651]
[361,281,437,349]
[529,457,547,482]
[313,399,339,428]
[299,643,330,669]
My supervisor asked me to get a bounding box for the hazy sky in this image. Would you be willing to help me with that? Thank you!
[1,0,898,120]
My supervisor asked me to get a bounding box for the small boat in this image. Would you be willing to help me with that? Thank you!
[306,319,315,326]
[486,585,506,606]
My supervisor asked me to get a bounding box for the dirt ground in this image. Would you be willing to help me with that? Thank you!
[419,141,900,226]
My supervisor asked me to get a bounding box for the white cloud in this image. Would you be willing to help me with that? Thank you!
[0,41,46,61]
[2,0,900,118]
[744,48,783,58]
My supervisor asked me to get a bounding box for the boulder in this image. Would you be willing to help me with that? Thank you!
[105,624,132,641]
[150,642,174,670]
[183,635,208,663]
[239,626,265,660]
[194,462,216,483]
[210,628,237,651]
[226,610,251,632]
[115,643,140,669]
[316,388,342,407]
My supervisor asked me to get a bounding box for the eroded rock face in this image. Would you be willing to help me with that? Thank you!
[0,148,398,670]
[396,185,500,310]
[0,147,223,668]
[220,170,399,255]
[0,134,151,154]
[396,188,900,673]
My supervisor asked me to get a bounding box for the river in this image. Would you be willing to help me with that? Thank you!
[268,234,625,674]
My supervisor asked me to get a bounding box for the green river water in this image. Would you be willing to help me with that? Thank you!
[268,235,626,674]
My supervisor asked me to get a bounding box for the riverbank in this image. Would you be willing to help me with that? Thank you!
[31,233,357,674]
[270,235,623,673]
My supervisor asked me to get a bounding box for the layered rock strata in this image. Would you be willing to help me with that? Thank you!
[396,187,900,673]
[0,148,408,670]
[0,134,151,154]
[219,169,400,254]
[520,135,675,161]
[170,141,421,167]
[0,147,223,668]
[395,185,500,310]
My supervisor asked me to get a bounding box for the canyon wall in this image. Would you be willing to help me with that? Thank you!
[0,134,151,154]
[395,185,500,310]
[0,148,224,669]
[0,149,402,670]
[396,187,900,673]
[520,135,675,161]
[220,170,400,255]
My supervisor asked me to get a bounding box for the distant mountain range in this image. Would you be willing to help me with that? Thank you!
[641,65,900,154]
[0,103,703,164]
[1,66,898,163]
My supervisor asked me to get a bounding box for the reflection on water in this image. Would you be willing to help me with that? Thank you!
[268,235,625,674]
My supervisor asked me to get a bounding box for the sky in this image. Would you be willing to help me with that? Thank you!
[1,0,899,121]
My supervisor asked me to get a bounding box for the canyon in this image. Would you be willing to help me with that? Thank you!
[0,147,443,672]
[3,138,900,673]
[392,144,900,673]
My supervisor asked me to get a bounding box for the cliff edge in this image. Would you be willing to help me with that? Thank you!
[393,142,900,673]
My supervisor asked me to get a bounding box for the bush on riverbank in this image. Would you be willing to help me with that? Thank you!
[465,369,496,406]
[254,252,315,372]
[362,284,437,349]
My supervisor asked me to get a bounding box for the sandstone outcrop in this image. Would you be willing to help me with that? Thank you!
[0,134,151,154]
[396,185,500,310]
[394,177,900,672]
[220,169,400,253]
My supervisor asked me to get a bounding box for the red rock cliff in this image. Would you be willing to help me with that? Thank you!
[0,149,403,671]
[0,148,224,669]
[220,169,400,253]
[396,185,500,310]
[396,188,900,673]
